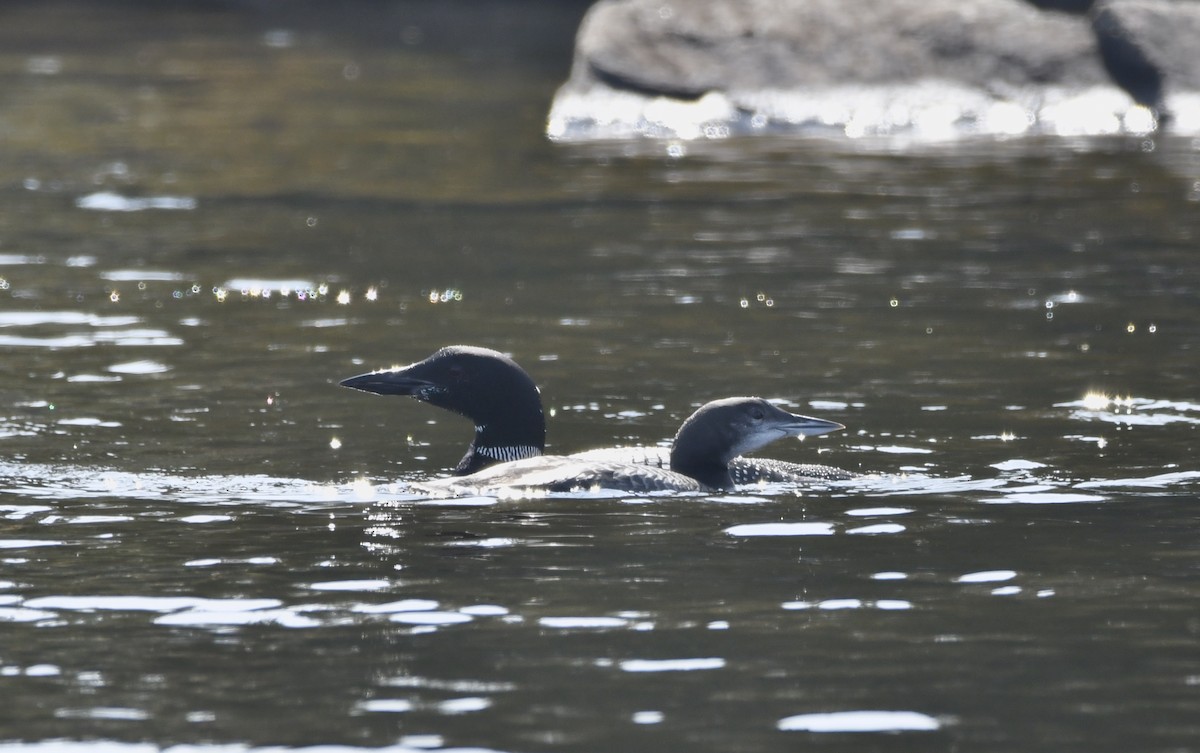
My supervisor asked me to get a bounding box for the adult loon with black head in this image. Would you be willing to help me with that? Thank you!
[339,346,544,475]
[424,396,844,494]
[339,345,855,482]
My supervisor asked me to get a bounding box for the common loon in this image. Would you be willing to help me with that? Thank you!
[340,346,543,474]
[425,397,844,494]
[340,345,854,482]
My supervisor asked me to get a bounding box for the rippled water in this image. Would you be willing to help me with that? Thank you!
[2,2,1200,752]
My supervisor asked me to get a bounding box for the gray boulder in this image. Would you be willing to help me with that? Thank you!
[548,0,1193,139]
[573,0,1110,97]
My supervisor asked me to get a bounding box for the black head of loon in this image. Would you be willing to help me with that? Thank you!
[669,397,844,490]
[339,345,545,474]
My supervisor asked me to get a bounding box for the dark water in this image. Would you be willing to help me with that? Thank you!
[2,2,1200,752]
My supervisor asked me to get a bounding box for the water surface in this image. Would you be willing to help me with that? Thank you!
[1,2,1199,752]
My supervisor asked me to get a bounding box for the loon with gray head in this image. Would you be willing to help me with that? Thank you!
[339,345,854,483]
[427,397,844,494]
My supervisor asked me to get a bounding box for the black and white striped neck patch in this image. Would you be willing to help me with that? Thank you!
[477,445,542,463]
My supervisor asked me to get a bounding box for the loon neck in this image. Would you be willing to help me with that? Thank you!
[668,408,737,490]
[456,422,544,475]
[668,455,734,490]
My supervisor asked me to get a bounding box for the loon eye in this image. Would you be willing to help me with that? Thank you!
[748,406,765,422]
[447,364,468,383]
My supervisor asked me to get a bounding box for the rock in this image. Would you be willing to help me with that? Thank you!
[573,0,1110,96]
[547,0,1175,140]
[1092,0,1200,121]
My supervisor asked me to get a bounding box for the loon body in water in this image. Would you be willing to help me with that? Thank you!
[340,345,854,483]
[426,397,843,493]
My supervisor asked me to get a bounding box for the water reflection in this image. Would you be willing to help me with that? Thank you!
[7,441,1199,512]
[2,442,1198,750]
[1058,394,1200,426]
[777,709,942,732]
[75,191,197,213]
